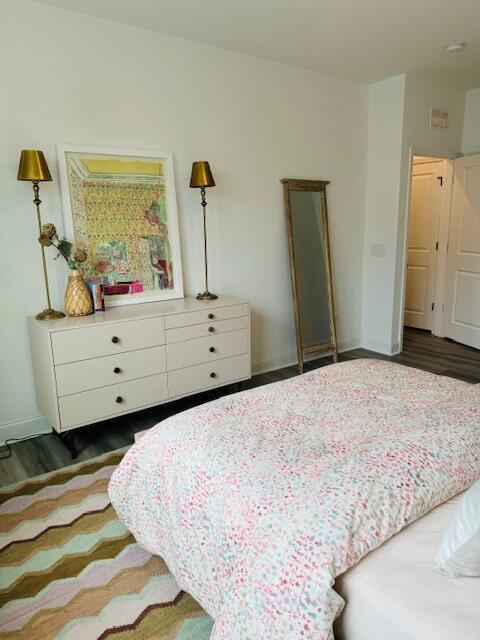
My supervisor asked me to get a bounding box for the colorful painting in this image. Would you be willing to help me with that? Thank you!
[57,146,184,306]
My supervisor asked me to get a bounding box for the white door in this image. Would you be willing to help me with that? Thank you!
[404,162,442,329]
[443,154,480,349]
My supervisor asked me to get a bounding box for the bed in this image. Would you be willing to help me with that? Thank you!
[109,359,480,639]
[334,489,480,640]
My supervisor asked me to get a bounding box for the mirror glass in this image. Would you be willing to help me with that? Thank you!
[289,190,332,348]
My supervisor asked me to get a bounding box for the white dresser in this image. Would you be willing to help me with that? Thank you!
[28,296,251,434]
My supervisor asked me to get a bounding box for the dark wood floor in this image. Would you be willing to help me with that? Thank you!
[1,327,479,486]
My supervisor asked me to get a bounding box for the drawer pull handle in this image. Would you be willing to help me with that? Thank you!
[208,313,215,319]
[111,336,120,344]
[208,326,215,333]
[209,346,215,353]
[115,396,123,403]
[210,372,217,378]
[113,367,121,374]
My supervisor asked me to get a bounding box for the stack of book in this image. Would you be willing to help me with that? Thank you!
[103,280,144,296]
[86,280,106,312]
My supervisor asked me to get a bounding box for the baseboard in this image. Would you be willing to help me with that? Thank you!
[251,351,297,375]
[251,336,361,376]
[390,341,401,355]
[338,336,362,353]
[361,337,400,356]
[0,415,52,447]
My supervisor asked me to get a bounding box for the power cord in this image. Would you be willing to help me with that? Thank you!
[0,432,52,461]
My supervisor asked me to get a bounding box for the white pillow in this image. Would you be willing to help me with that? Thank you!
[434,481,480,577]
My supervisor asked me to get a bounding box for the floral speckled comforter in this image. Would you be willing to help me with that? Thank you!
[109,359,480,639]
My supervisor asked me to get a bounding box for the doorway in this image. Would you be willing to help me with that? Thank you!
[404,155,451,334]
[402,152,480,351]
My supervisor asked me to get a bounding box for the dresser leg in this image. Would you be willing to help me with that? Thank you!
[56,431,78,459]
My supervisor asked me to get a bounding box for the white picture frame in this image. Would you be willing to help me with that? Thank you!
[57,144,184,307]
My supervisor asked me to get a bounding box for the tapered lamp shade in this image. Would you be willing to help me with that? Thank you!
[190,161,215,188]
[17,150,52,182]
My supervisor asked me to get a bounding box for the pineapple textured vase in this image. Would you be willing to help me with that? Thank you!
[64,270,93,317]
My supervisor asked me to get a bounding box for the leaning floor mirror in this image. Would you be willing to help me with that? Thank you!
[281,178,338,373]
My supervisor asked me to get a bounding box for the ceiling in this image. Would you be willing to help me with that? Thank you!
[37,0,480,89]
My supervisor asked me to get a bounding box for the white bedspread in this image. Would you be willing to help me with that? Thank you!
[109,359,480,639]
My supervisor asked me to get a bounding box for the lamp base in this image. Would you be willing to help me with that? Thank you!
[36,308,66,321]
[196,291,218,301]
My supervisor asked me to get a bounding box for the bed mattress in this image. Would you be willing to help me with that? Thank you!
[109,359,480,640]
[334,490,480,640]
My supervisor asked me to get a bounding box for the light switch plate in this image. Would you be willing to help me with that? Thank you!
[370,244,385,258]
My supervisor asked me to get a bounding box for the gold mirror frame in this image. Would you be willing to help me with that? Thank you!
[281,178,338,373]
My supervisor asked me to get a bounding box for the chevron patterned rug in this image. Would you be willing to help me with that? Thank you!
[0,450,213,639]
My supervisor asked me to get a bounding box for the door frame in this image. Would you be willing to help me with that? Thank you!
[397,146,456,351]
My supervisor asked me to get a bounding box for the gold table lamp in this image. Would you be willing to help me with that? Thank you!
[17,150,65,320]
[190,161,217,300]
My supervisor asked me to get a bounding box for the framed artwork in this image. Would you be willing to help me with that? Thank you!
[57,144,184,306]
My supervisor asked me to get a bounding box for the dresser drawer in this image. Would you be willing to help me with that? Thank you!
[52,317,165,364]
[166,316,249,344]
[58,373,168,430]
[168,354,250,398]
[166,329,249,371]
[164,304,248,329]
[56,346,167,397]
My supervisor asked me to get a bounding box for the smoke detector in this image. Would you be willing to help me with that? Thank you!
[445,42,465,54]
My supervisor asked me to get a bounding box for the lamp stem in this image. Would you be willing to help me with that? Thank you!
[31,182,65,320]
[201,187,209,294]
[33,182,52,310]
[196,186,217,300]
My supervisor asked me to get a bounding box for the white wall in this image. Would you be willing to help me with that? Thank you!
[361,75,406,353]
[362,73,465,354]
[403,75,466,155]
[0,0,368,441]
[463,88,480,154]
